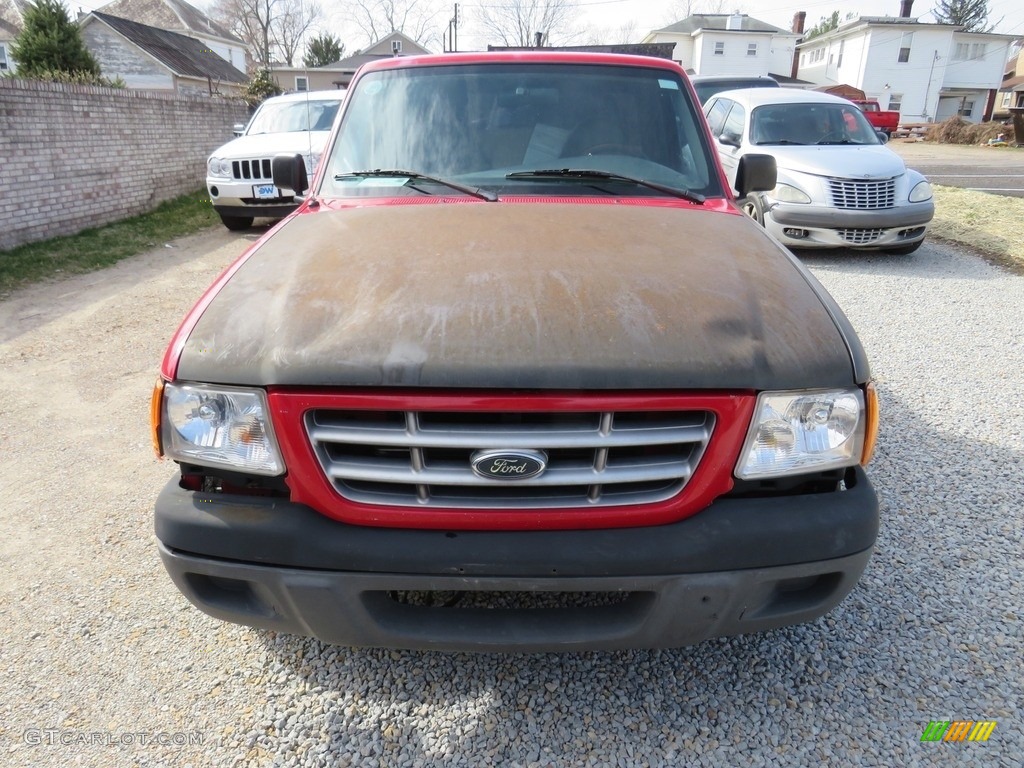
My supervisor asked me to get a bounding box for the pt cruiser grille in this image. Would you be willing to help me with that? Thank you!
[305,409,714,509]
[827,177,896,210]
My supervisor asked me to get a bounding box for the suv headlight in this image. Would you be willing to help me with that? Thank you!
[161,383,284,475]
[207,157,232,178]
[736,389,865,480]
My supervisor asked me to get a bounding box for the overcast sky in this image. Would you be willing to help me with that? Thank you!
[70,0,1024,55]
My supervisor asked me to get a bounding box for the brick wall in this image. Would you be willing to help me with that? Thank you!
[0,78,251,251]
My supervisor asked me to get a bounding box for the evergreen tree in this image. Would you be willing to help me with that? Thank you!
[804,11,856,41]
[10,0,100,77]
[245,67,283,106]
[303,33,344,68]
[932,0,992,32]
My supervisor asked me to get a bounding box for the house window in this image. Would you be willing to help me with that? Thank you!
[714,41,724,55]
[747,43,757,56]
[898,32,913,63]
[1002,92,1012,108]
[837,41,844,68]
[0,44,8,71]
[958,99,975,117]
[295,76,308,92]
[972,43,987,59]
[954,42,968,60]
[889,93,903,112]
[391,40,402,54]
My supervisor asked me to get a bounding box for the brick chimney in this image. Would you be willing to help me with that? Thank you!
[791,12,806,80]
[899,0,914,18]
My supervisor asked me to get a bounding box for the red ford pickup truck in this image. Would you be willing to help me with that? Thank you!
[151,52,879,652]
[850,99,900,138]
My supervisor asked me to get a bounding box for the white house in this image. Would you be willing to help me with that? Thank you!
[796,2,1018,123]
[0,0,26,73]
[642,13,801,82]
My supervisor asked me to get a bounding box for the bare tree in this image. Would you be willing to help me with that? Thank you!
[211,0,321,68]
[473,0,581,48]
[275,0,322,66]
[665,0,731,23]
[346,0,444,47]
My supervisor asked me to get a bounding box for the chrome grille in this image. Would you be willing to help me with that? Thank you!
[306,409,715,509]
[837,228,885,244]
[231,158,273,181]
[827,177,896,209]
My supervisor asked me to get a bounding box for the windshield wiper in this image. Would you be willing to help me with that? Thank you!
[506,169,705,204]
[335,169,498,202]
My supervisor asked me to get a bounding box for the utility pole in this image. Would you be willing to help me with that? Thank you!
[444,4,460,52]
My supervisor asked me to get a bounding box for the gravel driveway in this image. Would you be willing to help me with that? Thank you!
[1,229,1021,767]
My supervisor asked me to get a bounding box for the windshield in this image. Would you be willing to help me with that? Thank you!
[750,102,881,146]
[322,63,721,199]
[693,79,777,105]
[246,99,343,135]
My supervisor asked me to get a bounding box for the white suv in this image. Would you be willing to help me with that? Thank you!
[206,90,345,230]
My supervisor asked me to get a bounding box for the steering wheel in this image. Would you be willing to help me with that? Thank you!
[817,130,848,144]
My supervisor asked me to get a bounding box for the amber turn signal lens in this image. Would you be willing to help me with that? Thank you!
[861,381,879,466]
[150,377,165,458]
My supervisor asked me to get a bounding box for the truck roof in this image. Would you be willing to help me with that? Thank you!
[356,50,687,75]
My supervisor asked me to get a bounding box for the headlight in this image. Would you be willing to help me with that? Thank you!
[736,389,865,480]
[161,383,284,475]
[769,183,811,204]
[207,157,232,178]
[909,180,933,202]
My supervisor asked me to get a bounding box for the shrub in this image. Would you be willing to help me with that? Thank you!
[925,116,1015,145]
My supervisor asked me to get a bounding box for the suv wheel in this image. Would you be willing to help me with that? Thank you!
[219,214,254,231]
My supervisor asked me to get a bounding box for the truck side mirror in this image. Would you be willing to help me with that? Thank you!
[232,123,246,137]
[735,154,777,196]
[875,130,889,144]
[272,153,309,196]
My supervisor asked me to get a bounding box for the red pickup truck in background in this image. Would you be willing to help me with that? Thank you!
[849,99,900,138]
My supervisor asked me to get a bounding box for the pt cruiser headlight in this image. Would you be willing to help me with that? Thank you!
[736,389,865,480]
[909,180,933,203]
[161,383,284,475]
[769,183,811,204]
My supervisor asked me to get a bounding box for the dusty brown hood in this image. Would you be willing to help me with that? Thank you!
[178,203,857,390]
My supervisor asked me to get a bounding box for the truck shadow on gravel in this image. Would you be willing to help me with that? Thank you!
[237,385,1021,764]
[795,240,1019,278]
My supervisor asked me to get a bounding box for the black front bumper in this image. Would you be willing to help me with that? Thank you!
[155,468,878,651]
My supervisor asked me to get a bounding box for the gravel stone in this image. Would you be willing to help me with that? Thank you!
[0,231,1021,767]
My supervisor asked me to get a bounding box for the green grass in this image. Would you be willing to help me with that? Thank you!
[0,189,218,296]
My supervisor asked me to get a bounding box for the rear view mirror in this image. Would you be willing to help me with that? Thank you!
[718,131,742,148]
[735,154,777,196]
[272,153,309,196]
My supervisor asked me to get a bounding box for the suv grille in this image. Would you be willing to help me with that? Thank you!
[232,158,273,180]
[305,409,714,509]
[827,177,896,209]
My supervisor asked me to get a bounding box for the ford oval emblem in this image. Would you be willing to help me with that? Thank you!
[470,449,548,481]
